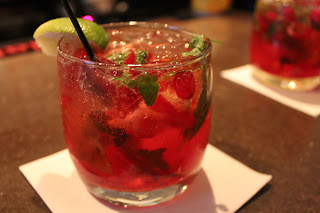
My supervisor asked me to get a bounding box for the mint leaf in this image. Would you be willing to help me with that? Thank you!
[107,52,129,64]
[114,71,160,106]
[182,34,207,57]
[184,61,211,140]
[182,48,202,57]
[189,34,207,51]
[137,73,159,106]
[135,50,148,64]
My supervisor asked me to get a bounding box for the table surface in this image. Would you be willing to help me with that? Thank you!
[1,11,319,213]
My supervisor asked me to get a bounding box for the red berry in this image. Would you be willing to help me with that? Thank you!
[124,49,136,64]
[173,71,195,99]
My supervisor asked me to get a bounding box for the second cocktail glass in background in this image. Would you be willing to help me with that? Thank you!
[250,0,320,90]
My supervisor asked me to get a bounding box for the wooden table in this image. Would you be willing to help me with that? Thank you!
[1,12,319,212]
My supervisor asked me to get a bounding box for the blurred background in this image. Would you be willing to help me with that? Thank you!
[0,0,256,47]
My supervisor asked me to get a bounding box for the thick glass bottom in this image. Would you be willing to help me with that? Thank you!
[87,182,188,207]
[252,66,320,91]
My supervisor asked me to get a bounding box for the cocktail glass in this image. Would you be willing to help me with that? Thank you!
[250,0,320,90]
[57,22,213,207]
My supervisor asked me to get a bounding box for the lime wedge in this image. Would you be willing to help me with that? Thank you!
[33,17,109,56]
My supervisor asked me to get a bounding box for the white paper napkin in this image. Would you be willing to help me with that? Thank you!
[220,64,320,117]
[19,145,272,213]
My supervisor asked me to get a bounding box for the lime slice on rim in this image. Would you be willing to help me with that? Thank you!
[33,17,110,56]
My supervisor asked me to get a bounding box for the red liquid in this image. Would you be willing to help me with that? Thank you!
[250,1,320,78]
[57,26,212,192]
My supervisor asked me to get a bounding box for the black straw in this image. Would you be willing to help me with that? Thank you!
[60,0,96,61]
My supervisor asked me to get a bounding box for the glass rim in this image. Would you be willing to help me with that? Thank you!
[57,21,212,70]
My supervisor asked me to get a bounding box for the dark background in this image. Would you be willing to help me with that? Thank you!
[0,0,256,45]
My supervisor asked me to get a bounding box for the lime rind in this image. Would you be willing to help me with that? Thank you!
[33,17,110,56]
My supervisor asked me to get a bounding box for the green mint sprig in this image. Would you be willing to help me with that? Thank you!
[136,73,159,106]
[182,34,207,57]
[114,72,159,106]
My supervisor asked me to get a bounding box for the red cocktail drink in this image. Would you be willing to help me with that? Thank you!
[57,22,212,207]
[250,0,320,90]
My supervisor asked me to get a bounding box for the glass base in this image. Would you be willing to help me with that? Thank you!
[252,66,320,91]
[87,182,188,207]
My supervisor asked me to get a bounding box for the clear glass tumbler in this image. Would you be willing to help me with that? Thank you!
[57,22,213,207]
[250,0,320,90]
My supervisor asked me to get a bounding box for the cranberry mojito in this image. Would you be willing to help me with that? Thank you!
[250,0,320,90]
[57,22,213,206]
